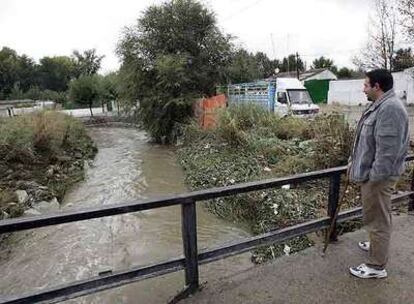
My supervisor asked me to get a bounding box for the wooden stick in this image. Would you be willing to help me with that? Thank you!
[322,178,350,254]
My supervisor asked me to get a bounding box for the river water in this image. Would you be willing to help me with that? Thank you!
[0,128,252,303]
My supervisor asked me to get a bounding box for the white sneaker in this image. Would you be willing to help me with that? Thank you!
[349,263,387,279]
[358,241,370,252]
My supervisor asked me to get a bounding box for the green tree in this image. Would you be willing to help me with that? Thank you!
[100,73,118,101]
[0,47,21,98]
[392,48,414,71]
[69,75,100,116]
[280,54,305,73]
[0,47,37,99]
[337,67,353,79]
[38,56,76,92]
[254,52,280,78]
[311,56,338,73]
[22,86,43,100]
[16,54,38,92]
[226,49,262,83]
[97,73,119,111]
[8,84,25,100]
[117,0,232,143]
[72,49,104,77]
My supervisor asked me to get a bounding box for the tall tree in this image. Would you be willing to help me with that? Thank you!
[337,67,353,79]
[254,52,280,78]
[398,0,414,42]
[393,47,414,71]
[38,56,76,92]
[98,72,119,111]
[311,56,337,73]
[72,49,104,77]
[69,75,100,116]
[0,47,37,99]
[117,0,232,143]
[17,54,38,92]
[226,49,262,83]
[279,54,304,73]
[353,0,398,71]
[0,47,22,98]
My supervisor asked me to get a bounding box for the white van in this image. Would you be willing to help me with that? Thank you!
[274,78,320,117]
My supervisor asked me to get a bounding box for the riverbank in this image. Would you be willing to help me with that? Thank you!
[0,111,97,220]
[0,127,252,304]
[177,105,363,262]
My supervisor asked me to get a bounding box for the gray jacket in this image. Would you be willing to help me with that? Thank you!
[349,89,409,182]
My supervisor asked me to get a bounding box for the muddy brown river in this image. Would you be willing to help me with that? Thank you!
[0,128,253,303]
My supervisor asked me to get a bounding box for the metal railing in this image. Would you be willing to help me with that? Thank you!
[1,157,414,304]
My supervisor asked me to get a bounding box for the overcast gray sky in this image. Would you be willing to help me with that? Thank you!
[0,0,373,73]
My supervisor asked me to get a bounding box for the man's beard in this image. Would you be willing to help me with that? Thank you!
[367,94,374,102]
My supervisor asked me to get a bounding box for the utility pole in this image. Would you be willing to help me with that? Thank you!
[286,34,290,74]
[296,52,300,79]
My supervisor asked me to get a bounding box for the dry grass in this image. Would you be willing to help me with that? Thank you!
[0,111,90,163]
[0,111,96,219]
[178,104,356,262]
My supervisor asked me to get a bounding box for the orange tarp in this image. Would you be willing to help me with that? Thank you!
[194,94,227,129]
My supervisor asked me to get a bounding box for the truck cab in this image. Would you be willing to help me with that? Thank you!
[275,78,320,117]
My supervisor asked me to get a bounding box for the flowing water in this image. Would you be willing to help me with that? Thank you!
[0,128,253,303]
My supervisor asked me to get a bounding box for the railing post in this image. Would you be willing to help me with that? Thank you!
[327,173,341,241]
[181,199,199,293]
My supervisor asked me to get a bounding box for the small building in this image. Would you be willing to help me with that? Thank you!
[327,67,414,106]
[328,79,367,106]
[299,68,338,82]
[275,68,337,82]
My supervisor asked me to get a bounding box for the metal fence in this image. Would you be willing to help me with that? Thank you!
[1,157,413,304]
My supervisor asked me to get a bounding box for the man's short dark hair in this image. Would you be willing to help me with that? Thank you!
[365,69,394,92]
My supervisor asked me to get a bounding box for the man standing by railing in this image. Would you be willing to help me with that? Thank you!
[348,69,409,279]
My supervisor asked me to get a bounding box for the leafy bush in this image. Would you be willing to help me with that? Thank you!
[137,94,194,143]
[273,116,312,140]
[309,114,353,168]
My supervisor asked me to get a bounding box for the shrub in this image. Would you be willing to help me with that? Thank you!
[310,113,353,168]
[137,94,194,143]
[0,116,35,163]
[273,116,312,140]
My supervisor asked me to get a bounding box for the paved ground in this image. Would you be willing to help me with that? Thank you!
[183,215,414,304]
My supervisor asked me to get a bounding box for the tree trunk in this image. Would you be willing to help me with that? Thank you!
[89,103,93,117]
